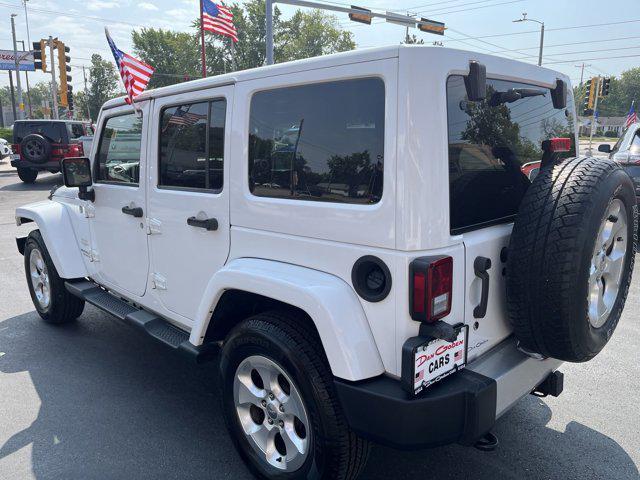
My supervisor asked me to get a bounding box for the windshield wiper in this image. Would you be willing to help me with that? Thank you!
[489,88,546,106]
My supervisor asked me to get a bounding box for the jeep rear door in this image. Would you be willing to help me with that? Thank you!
[88,103,150,298]
[445,74,578,360]
[145,85,232,324]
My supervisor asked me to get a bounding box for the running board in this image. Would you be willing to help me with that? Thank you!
[65,280,218,363]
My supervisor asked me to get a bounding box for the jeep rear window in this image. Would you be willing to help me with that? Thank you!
[248,77,385,204]
[13,122,68,144]
[447,75,576,234]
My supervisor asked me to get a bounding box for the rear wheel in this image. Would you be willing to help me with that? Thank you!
[507,157,637,361]
[24,230,85,324]
[220,311,370,480]
[17,167,38,183]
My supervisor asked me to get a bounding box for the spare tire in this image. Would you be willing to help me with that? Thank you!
[506,157,637,362]
[20,134,51,163]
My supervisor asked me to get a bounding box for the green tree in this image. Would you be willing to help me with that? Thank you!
[132,28,202,89]
[87,54,120,121]
[278,9,355,61]
[132,0,355,87]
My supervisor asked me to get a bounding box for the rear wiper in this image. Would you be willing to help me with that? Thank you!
[489,88,546,106]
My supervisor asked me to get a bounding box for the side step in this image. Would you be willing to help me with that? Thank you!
[65,280,218,363]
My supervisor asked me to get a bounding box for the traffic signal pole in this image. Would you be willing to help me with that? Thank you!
[588,77,602,156]
[48,36,58,119]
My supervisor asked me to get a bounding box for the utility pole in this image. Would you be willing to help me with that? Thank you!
[8,71,17,122]
[266,0,274,65]
[575,63,592,87]
[82,65,91,121]
[18,40,32,117]
[10,14,25,120]
[588,76,602,156]
[48,36,58,119]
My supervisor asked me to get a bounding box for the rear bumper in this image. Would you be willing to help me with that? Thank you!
[11,159,60,171]
[334,337,562,449]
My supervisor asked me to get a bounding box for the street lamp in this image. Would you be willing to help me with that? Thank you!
[513,12,544,66]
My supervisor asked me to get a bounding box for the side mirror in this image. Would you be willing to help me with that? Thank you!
[61,157,95,201]
[551,79,567,109]
[464,61,487,102]
[598,144,612,153]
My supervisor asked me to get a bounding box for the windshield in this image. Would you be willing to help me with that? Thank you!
[447,76,576,234]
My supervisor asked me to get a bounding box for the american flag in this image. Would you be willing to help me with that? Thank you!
[105,28,154,103]
[202,0,238,42]
[626,101,637,128]
[454,350,463,362]
[167,106,206,127]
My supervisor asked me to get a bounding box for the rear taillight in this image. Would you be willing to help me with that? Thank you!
[68,142,84,156]
[548,137,571,152]
[12,144,20,154]
[409,256,453,323]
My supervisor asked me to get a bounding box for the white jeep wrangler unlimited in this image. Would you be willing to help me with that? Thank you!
[15,46,636,479]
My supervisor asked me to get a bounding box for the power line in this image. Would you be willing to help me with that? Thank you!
[512,45,640,61]
[544,53,640,65]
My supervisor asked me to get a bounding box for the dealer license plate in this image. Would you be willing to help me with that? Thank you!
[10,154,20,161]
[412,325,468,395]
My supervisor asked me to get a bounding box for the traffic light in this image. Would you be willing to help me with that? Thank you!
[57,41,71,107]
[601,77,611,97]
[583,77,597,116]
[32,40,47,72]
[348,5,372,25]
[67,85,74,111]
[418,18,445,35]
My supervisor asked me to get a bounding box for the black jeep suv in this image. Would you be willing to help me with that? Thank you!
[11,120,92,183]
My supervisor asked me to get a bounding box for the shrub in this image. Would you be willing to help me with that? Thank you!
[604,130,619,138]
[0,127,12,142]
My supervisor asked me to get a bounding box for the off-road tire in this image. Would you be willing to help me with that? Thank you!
[20,133,51,163]
[220,311,370,480]
[507,157,637,362]
[24,230,85,324]
[17,167,38,183]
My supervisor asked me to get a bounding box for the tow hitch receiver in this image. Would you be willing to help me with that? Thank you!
[532,370,564,398]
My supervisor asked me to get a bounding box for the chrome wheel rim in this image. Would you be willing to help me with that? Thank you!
[29,248,50,309]
[233,355,310,472]
[588,199,627,328]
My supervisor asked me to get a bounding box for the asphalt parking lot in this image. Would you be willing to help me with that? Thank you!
[0,165,638,480]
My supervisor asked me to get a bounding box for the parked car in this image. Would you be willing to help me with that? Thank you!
[0,138,12,157]
[10,119,92,183]
[599,122,640,200]
[15,46,636,480]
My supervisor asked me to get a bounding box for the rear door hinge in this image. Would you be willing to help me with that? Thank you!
[151,272,167,290]
[147,218,162,235]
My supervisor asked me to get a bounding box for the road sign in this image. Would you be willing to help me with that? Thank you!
[0,49,34,71]
[386,11,416,27]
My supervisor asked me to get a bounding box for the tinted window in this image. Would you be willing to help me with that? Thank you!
[447,76,576,233]
[159,99,226,191]
[248,78,385,204]
[13,122,68,143]
[68,123,85,139]
[96,113,143,185]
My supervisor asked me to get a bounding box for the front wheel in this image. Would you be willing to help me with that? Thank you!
[24,230,85,324]
[220,311,369,480]
[17,167,38,183]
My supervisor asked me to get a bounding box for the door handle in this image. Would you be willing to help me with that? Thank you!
[473,256,492,319]
[187,216,218,231]
[122,205,143,218]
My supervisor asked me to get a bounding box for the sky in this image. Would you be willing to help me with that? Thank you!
[0,0,636,94]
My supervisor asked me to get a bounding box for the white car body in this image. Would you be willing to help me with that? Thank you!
[16,46,576,451]
[0,138,12,157]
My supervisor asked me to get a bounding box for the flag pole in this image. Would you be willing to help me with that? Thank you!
[230,38,236,71]
[200,0,207,78]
